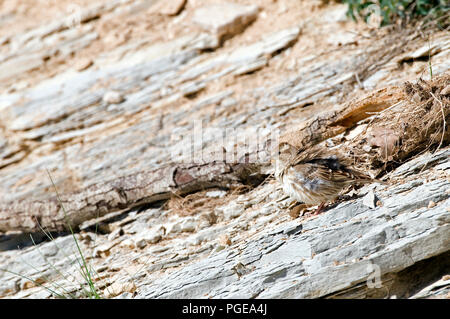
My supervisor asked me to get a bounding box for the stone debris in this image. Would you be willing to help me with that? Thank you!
[103,91,125,104]
[74,58,94,71]
[159,0,187,16]
[107,227,123,241]
[193,2,259,41]
[119,238,136,249]
[134,226,165,248]
[428,201,436,209]
[233,57,268,76]
[205,190,227,198]
[93,242,117,258]
[0,0,449,300]
[362,190,377,209]
[104,281,136,298]
[219,234,232,246]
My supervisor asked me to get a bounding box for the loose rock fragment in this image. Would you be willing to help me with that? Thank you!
[104,281,136,298]
[156,0,187,16]
[107,227,123,241]
[233,57,267,76]
[74,58,93,71]
[114,292,134,299]
[103,91,125,104]
[206,190,227,198]
[135,225,166,248]
[93,242,116,258]
[219,234,232,246]
[135,237,148,249]
[231,262,251,278]
[221,203,245,220]
[362,190,377,209]
[193,2,259,41]
[180,81,206,96]
[120,238,136,249]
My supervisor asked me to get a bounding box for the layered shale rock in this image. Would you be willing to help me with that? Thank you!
[0,0,448,299]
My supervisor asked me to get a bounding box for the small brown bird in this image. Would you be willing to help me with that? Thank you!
[274,142,385,215]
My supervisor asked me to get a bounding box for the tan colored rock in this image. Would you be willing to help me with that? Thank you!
[135,226,165,248]
[93,242,116,258]
[363,190,377,209]
[74,58,93,71]
[155,0,187,16]
[107,227,123,241]
[104,281,136,298]
[219,234,231,246]
[103,91,124,104]
[119,238,136,249]
[193,2,259,41]
[135,237,148,249]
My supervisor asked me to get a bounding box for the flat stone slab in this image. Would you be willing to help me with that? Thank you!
[193,2,259,40]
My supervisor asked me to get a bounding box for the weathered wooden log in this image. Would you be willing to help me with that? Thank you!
[0,161,266,233]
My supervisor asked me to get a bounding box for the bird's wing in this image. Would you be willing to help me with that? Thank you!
[291,152,375,185]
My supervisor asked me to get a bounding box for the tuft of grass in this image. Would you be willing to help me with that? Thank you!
[45,169,102,298]
[1,169,150,299]
[0,170,103,299]
[342,0,449,27]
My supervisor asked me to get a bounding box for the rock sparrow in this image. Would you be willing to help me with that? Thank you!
[274,142,385,215]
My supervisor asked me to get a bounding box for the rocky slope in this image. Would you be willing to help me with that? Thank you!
[0,0,448,298]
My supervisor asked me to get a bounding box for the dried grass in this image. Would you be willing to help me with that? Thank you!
[165,185,250,217]
[340,73,449,175]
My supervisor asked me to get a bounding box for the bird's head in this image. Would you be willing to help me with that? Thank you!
[271,142,299,179]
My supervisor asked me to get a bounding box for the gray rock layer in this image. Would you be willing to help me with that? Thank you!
[138,150,450,298]
[0,0,449,299]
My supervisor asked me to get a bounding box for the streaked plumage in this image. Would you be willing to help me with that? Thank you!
[274,142,384,213]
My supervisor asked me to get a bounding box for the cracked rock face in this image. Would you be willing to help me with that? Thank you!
[0,0,449,299]
[136,149,450,299]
